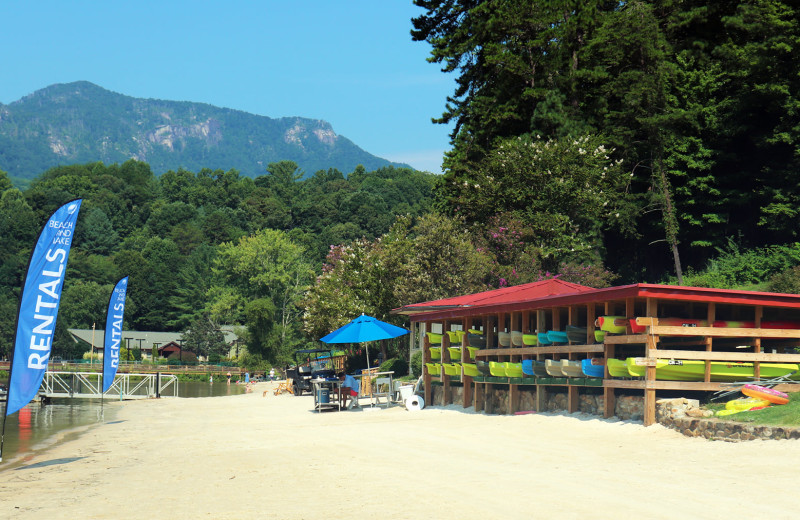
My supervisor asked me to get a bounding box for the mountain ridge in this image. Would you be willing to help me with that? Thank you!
[0,81,410,180]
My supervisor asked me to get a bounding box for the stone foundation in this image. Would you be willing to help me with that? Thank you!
[656,397,800,441]
[429,385,800,441]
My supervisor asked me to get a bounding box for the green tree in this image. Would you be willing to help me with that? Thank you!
[181,314,228,359]
[303,213,493,339]
[442,134,635,267]
[0,168,13,192]
[79,207,119,255]
[214,229,313,362]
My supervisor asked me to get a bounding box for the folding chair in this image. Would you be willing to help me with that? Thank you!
[372,377,392,408]
[274,378,293,395]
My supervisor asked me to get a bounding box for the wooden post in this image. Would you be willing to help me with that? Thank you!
[552,307,561,333]
[754,306,763,380]
[568,385,579,413]
[626,298,635,334]
[486,315,496,350]
[462,317,472,408]
[568,306,577,345]
[644,333,658,426]
[474,382,484,412]
[522,311,530,334]
[587,304,596,344]
[643,298,659,426]
[423,322,431,407]
[536,384,547,412]
[442,320,451,405]
[537,309,546,335]
[509,383,519,413]
[705,303,716,382]
[603,374,616,419]
[646,297,658,321]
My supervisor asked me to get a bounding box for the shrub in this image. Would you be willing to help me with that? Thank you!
[769,266,800,294]
[167,351,198,364]
[411,351,422,378]
[120,346,142,362]
[379,357,408,377]
[237,353,269,372]
[665,242,800,289]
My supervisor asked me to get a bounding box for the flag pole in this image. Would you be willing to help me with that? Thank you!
[1,389,9,462]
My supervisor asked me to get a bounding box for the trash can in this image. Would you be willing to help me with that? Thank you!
[317,388,330,404]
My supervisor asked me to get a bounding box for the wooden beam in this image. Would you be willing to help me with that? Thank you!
[633,318,800,338]
[657,325,800,338]
[604,380,726,391]
[646,349,800,363]
[604,334,650,344]
[463,375,473,407]
[474,345,604,357]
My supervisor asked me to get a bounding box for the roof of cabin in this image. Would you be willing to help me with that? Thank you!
[394,282,800,321]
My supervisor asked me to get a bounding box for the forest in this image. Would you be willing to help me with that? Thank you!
[2,0,800,371]
[0,161,439,366]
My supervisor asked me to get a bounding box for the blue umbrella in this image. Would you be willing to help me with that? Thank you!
[320,314,408,370]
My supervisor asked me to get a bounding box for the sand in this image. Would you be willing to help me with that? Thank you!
[2,381,800,519]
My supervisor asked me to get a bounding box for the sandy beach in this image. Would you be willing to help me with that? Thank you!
[2,381,800,519]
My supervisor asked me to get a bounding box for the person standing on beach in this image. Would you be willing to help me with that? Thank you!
[269,367,275,381]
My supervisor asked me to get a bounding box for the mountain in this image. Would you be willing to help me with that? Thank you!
[0,81,410,180]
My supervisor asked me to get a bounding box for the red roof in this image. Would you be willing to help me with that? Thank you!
[395,282,800,321]
[395,278,593,314]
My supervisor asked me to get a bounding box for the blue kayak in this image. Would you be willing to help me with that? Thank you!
[546,330,568,344]
[581,358,605,378]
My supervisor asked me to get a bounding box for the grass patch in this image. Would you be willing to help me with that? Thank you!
[710,392,800,426]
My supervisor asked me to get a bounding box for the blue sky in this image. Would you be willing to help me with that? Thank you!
[0,2,454,173]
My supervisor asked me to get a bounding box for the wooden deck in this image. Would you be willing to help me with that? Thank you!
[415,296,800,426]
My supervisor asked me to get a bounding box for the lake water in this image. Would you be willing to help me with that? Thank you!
[0,381,246,469]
